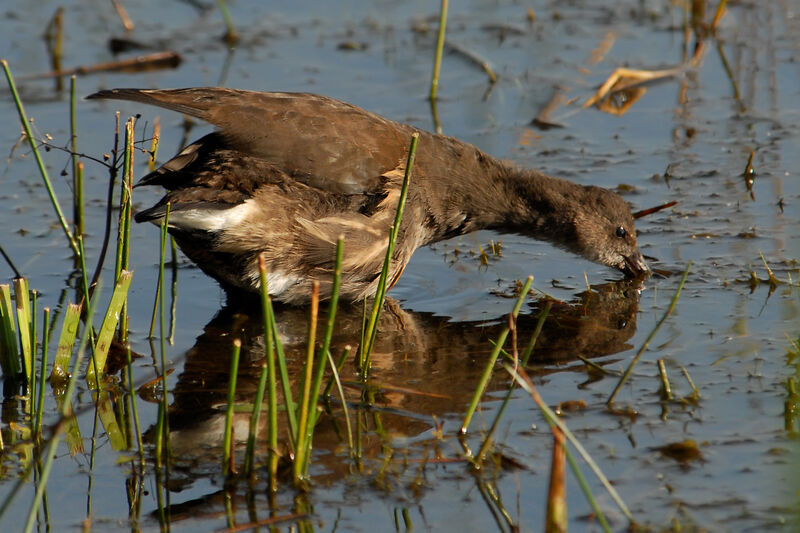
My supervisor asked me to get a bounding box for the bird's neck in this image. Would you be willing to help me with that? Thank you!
[416,155,584,246]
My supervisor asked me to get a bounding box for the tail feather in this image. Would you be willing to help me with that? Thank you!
[86,88,217,122]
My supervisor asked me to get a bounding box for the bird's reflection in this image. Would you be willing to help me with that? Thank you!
[157,279,642,490]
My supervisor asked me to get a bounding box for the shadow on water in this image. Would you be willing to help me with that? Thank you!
[153,279,641,498]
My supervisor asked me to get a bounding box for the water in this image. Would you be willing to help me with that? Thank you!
[1,0,799,530]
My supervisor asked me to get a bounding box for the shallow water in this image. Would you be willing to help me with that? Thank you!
[1,0,799,531]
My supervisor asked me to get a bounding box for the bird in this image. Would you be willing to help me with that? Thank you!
[87,87,649,304]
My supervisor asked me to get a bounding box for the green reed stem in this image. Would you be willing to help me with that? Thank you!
[116,117,135,282]
[474,301,549,463]
[361,133,418,373]
[257,256,280,491]
[2,60,79,257]
[429,0,449,101]
[154,398,164,469]
[70,76,84,238]
[115,121,130,281]
[223,339,241,477]
[564,445,612,533]
[157,206,171,467]
[314,238,344,391]
[508,364,633,523]
[35,308,51,437]
[323,345,351,399]
[148,271,161,339]
[295,238,345,476]
[126,346,145,466]
[169,237,178,344]
[216,0,238,43]
[77,236,91,316]
[76,235,99,382]
[461,275,533,434]
[607,262,691,405]
[30,288,38,395]
[326,350,354,456]
[148,203,170,340]
[244,361,267,478]
[520,300,550,366]
[294,282,320,483]
[116,118,134,342]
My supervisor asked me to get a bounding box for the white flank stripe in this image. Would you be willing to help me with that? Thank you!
[265,271,299,297]
[168,201,254,232]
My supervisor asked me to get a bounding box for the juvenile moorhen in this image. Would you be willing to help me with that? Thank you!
[87,88,649,304]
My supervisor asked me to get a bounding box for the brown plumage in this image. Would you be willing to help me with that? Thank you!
[87,87,649,304]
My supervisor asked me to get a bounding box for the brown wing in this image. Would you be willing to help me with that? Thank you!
[86,87,414,194]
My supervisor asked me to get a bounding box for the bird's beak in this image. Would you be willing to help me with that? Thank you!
[622,250,650,277]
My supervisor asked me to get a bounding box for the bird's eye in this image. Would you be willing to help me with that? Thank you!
[615,226,627,238]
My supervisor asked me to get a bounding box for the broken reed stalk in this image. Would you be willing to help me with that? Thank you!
[680,365,699,400]
[1,60,79,257]
[257,256,281,491]
[111,0,134,31]
[0,285,22,380]
[69,76,84,238]
[49,303,80,382]
[361,133,418,373]
[657,359,673,401]
[507,364,633,523]
[13,279,33,388]
[461,275,533,434]
[19,51,183,80]
[223,339,241,478]
[607,262,691,405]
[84,270,132,389]
[149,117,161,171]
[429,0,449,101]
[545,427,567,533]
[44,8,64,83]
